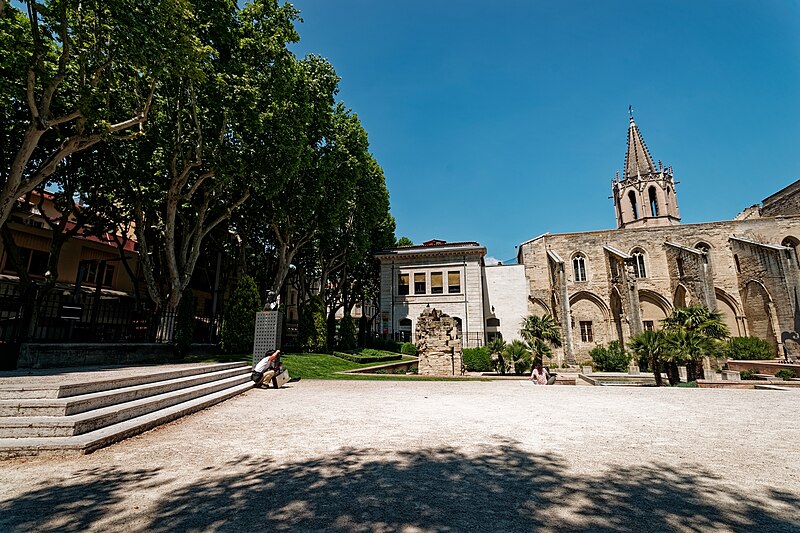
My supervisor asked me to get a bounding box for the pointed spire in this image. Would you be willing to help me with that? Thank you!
[624,112,656,179]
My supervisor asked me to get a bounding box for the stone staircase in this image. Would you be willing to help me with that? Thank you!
[0,362,252,458]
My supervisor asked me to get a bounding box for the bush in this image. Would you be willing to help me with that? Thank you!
[337,315,358,351]
[332,350,402,364]
[589,341,631,372]
[400,342,418,356]
[740,369,759,380]
[173,289,196,357]
[299,295,327,353]
[723,337,775,360]
[221,276,261,354]
[775,369,796,380]
[367,336,402,353]
[463,347,493,372]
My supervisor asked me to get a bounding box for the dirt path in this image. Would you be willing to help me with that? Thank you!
[1,380,798,532]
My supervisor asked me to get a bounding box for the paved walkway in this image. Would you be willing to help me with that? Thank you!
[1,380,798,532]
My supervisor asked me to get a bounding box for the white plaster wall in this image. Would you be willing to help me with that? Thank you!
[484,264,527,342]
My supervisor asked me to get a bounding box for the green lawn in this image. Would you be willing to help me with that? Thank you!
[186,352,490,381]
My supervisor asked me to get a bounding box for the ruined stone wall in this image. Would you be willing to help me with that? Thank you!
[761,180,800,217]
[415,307,464,376]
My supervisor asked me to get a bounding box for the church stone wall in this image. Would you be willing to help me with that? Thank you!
[519,216,800,361]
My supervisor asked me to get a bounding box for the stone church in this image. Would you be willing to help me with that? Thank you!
[377,114,800,363]
[517,114,800,364]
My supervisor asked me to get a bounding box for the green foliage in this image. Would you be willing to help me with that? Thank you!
[174,289,197,357]
[589,341,631,372]
[526,337,553,366]
[299,295,327,353]
[400,342,418,356]
[628,330,666,385]
[740,369,759,380]
[221,275,262,354]
[396,236,413,246]
[463,347,493,372]
[520,314,562,347]
[662,305,730,340]
[337,314,358,351]
[504,340,532,375]
[332,350,402,364]
[367,337,402,353]
[486,338,509,374]
[775,369,796,380]
[723,337,775,360]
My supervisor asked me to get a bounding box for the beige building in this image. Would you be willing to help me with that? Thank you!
[517,115,800,364]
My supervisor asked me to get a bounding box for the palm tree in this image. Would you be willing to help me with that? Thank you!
[526,337,553,367]
[520,313,564,365]
[628,330,666,386]
[487,338,508,374]
[662,305,729,381]
[664,329,715,383]
[503,339,532,375]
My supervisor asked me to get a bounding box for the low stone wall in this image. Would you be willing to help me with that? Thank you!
[17,343,219,369]
[726,360,800,376]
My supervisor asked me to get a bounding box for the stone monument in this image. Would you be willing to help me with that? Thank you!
[415,307,464,376]
[252,310,282,366]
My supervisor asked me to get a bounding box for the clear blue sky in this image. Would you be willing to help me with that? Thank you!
[288,0,800,263]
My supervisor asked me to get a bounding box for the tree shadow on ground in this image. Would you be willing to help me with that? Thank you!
[1,442,798,532]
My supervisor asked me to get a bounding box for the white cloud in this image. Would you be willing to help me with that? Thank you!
[485,256,501,266]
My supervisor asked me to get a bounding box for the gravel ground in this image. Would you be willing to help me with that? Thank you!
[0,380,798,532]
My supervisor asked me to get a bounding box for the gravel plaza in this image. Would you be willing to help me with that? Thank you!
[1,379,799,532]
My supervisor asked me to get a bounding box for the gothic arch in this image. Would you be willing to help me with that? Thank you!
[742,280,778,352]
[674,284,689,308]
[528,296,551,317]
[639,289,671,330]
[569,291,612,348]
[715,287,744,337]
[569,291,610,321]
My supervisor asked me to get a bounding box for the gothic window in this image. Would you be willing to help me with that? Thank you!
[648,186,659,216]
[734,254,741,273]
[414,273,426,294]
[631,249,646,278]
[572,253,587,282]
[677,256,685,278]
[695,242,711,266]
[579,321,593,342]
[782,237,800,268]
[398,273,409,295]
[629,191,639,220]
[431,271,443,294]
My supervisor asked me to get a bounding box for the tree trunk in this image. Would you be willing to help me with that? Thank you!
[652,359,663,386]
[667,362,680,385]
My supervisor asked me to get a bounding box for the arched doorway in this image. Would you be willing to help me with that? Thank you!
[715,288,744,337]
[743,281,777,352]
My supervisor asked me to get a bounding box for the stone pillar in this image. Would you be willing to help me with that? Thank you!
[415,307,464,376]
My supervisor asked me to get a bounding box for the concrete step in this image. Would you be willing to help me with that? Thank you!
[0,373,252,438]
[0,381,254,458]
[0,362,247,400]
[0,366,250,417]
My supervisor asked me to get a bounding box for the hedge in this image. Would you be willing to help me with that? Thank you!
[463,347,493,372]
[332,350,403,364]
[400,342,417,356]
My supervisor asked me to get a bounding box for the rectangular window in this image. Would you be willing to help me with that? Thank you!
[580,321,593,343]
[398,273,409,295]
[643,320,654,331]
[81,262,115,287]
[448,271,461,293]
[430,271,443,294]
[414,273,426,294]
[3,247,49,276]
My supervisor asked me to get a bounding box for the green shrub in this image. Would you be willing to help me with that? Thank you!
[332,350,402,364]
[400,342,418,356]
[221,276,261,354]
[299,295,327,353]
[393,367,407,375]
[338,315,358,351]
[723,337,775,360]
[173,289,196,357]
[775,369,796,380]
[463,347,493,372]
[740,369,759,380]
[504,340,532,375]
[367,336,402,353]
[409,365,418,374]
[589,341,631,372]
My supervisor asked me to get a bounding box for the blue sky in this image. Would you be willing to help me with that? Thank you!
[290,1,800,263]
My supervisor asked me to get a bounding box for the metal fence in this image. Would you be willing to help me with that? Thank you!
[0,283,221,344]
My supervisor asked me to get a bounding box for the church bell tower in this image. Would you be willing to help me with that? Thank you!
[612,112,681,229]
